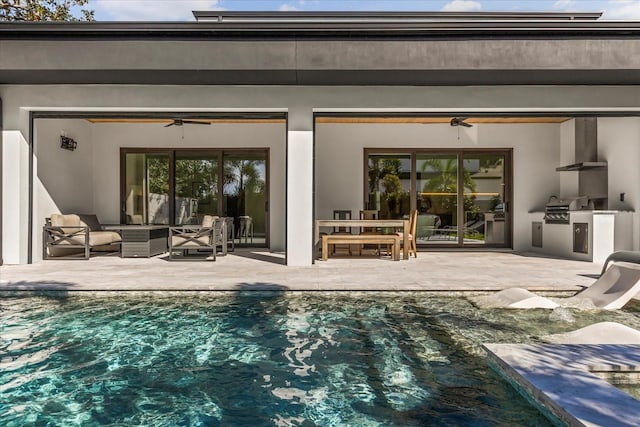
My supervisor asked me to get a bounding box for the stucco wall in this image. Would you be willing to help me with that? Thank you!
[35,119,94,213]
[3,84,640,264]
[2,131,29,264]
[598,117,640,250]
[315,122,561,252]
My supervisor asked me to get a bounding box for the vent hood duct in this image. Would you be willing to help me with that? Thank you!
[556,118,607,171]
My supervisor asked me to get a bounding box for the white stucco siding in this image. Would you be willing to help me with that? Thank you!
[598,117,640,250]
[315,123,560,251]
[3,84,640,264]
[2,130,29,264]
[286,131,314,266]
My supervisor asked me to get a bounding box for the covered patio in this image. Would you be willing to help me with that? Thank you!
[0,250,601,292]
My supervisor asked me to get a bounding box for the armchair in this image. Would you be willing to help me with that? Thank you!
[169,215,225,261]
[43,214,122,260]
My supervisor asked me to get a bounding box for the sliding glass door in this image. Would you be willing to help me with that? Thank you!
[462,154,507,245]
[416,153,459,245]
[223,152,268,245]
[366,153,412,219]
[174,152,219,225]
[366,149,511,248]
[122,148,268,246]
[124,152,170,225]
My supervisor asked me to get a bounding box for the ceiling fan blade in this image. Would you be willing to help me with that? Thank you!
[450,117,473,128]
[181,120,211,125]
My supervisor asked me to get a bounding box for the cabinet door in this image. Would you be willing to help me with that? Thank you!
[573,223,588,254]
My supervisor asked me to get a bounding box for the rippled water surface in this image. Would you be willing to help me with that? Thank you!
[2,292,640,426]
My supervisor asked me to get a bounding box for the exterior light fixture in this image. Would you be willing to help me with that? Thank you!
[60,135,77,151]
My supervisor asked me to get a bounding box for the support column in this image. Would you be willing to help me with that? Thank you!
[2,130,29,264]
[286,130,313,266]
[286,108,314,266]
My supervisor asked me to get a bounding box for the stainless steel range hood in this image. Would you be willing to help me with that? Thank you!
[555,161,607,171]
[556,118,607,171]
[555,117,608,204]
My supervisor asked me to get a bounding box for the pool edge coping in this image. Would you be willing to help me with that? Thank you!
[483,343,640,427]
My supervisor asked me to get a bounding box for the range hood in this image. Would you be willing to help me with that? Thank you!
[555,161,607,171]
[556,118,607,171]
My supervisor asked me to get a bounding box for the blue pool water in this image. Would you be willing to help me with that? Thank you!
[2,292,640,426]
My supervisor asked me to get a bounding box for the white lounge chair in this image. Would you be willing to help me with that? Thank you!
[471,261,640,310]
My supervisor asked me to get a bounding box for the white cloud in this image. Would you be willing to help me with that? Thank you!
[279,4,300,12]
[441,1,482,12]
[603,0,640,19]
[553,0,576,9]
[93,0,223,21]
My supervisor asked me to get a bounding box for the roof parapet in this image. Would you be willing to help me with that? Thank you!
[192,11,604,23]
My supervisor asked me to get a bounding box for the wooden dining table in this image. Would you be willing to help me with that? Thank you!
[314,219,410,260]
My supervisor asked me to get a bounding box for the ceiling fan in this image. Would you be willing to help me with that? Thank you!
[164,119,211,127]
[450,117,473,128]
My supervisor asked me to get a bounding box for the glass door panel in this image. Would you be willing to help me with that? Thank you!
[463,154,506,245]
[174,152,219,225]
[366,154,411,219]
[416,154,459,245]
[223,152,267,246]
[124,153,170,224]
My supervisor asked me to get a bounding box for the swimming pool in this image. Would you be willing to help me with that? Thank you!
[2,292,640,426]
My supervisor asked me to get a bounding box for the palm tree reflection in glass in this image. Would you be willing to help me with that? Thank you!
[224,158,266,244]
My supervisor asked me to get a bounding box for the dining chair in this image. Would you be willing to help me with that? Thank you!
[388,210,418,259]
[405,209,418,258]
[331,209,352,256]
[359,209,380,256]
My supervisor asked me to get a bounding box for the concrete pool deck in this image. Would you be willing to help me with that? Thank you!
[0,250,603,292]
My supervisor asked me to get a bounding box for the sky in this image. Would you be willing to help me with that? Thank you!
[86,0,640,21]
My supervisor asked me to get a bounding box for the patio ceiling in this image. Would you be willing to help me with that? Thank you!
[86,118,287,124]
[84,117,569,125]
[315,117,571,124]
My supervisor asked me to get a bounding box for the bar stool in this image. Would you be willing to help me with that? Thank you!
[239,215,253,244]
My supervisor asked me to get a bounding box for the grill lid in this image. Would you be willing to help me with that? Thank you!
[545,195,589,210]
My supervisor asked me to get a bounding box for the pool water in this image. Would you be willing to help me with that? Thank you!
[2,292,640,426]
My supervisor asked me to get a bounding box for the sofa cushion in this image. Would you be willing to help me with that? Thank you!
[50,213,82,227]
[89,231,122,246]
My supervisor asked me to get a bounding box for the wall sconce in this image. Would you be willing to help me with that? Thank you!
[60,135,77,151]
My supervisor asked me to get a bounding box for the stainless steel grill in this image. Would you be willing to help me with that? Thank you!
[544,196,589,224]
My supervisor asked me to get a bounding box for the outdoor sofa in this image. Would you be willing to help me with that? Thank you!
[43,213,122,259]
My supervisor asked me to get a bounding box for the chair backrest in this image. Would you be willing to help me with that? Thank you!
[201,215,218,228]
[126,214,144,225]
[409,209,418,238]
[360,210,378,233]
[78,214,102,231]
[50,213,86,234]
[333,210,352,233]
[575,262,640,309]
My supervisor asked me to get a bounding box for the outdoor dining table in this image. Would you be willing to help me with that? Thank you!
[314,219,410,261]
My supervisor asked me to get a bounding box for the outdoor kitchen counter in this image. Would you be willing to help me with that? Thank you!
[528,210,634,263]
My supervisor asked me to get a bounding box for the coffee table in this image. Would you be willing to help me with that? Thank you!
[104,225,169,258]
